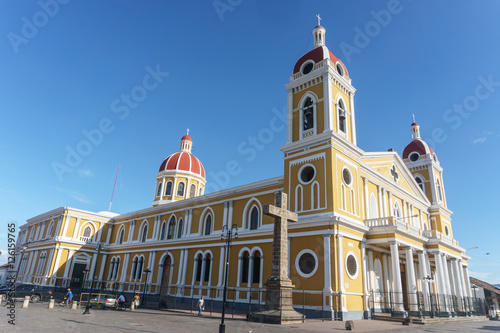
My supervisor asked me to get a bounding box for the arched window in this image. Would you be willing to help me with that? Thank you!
[83,226,91,237]
[393,202,402,218]
[131,256,138,280]
[156,182,162,197]
[195,254,203,282]
[118,228,125,244]
[338,99,346,133]
[415,176,424,192]
[109,258,116,279]
[159,221,167,240]
[204,253,211,282]
[46,222,54,238]
[204,215,212,236]
[137,256,144,280]
[177,219,183,238]
[177,182,185,197]
[164,181,173,196]
[249,207,259,230]
[114,258,120,279]
[252,251,261,284]
[190,184,196,198]
[241,251,249,283]
[302,97,314,131]
[141,225,148,242]
[167,217,175,240]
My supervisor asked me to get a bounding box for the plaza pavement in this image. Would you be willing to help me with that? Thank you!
[0,301,497,332]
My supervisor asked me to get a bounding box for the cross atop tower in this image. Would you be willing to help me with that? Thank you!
[412,114,415,123]
[186,128,190,135]
[316,14,321,26]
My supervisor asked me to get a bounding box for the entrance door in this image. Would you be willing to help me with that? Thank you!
[160,256,171,297]
[70,263,87,289]
[400,264,409,311]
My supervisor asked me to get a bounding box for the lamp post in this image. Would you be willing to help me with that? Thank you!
[83,242,103,315]
[142,268,152,306]
[219,224,238,333]
[423,275,434,318]
[82,269,89,291]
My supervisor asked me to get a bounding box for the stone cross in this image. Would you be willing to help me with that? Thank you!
[264,191,298,283]
[316,14,321,26]
[248,191,304,323]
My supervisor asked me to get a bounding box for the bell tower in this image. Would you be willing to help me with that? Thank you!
[402,117,453,237]
[281,18,360,217]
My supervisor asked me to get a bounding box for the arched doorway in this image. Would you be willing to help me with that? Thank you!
[160,255,172,297]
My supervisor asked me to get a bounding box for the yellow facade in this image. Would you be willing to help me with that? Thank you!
[15,23,472,321]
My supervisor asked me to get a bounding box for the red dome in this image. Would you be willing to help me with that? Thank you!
[402,139,434,159]
[411,122,419,126]
[293,45,348,77]
[181,134,192,142]
[158,151,205,178]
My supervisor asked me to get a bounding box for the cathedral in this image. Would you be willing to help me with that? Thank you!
[14,21,473,320]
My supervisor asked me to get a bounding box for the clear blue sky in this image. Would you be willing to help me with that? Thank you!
[0,1,498,284]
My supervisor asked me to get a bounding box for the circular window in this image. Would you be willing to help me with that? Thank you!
[336,63,344,76]
[301,61,314,75]
[295,250,318,278]
[299,165,315,184]
[409,152,420,162]
[342,167,352,186]
[345,252,359,280]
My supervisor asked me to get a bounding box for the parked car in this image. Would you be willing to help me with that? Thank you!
[0,284,56,303]
[88,294,117,309]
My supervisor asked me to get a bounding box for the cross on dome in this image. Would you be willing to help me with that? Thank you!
[412,114,415,123]
[186,128,190,135]
[316,14,321,26]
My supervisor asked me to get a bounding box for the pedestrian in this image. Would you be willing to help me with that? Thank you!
[133,293,140,308]
[196,296,205,316]
[60,288,73,306]
[116,294,126,308]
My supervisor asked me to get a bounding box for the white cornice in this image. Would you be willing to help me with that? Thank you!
[114,176,284,221]
[25,207,118,226]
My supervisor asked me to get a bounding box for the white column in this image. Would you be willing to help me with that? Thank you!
[361,240,370,314]
[441,254,452,296]
[72,218,81,240]
[433,253,446,296]
[177,249,185,289]
[96,222,104,242]
[222,202,228,229]
[89,252,98,280]
[367,249,374,293]
[149,251,156,284]
[417,250,430,309]
[181,249,189,294]
[62,250,74,279]
[382,188,388,217]
[43,249,55,284]
[217,246,225,289]
[105,225,114,244]
[452,258,464,310]
[98,254,107,281]
[389,241,405,312]
[26,250,38,283]
[404,247,418,311]
[128,220,135,243]
[323,235,332,291]
[337,234,347,312]
[349,92,357,145]
[462,265,472,298]
[120,253,129,282]
[323,73,333,132]
[382,253,391,309]
[363,177,369,219]
[50,248,62,280]
[227,201,234,227]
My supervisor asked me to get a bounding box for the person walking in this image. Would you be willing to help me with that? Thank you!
[133,293,140,308]
[196,296,204,316]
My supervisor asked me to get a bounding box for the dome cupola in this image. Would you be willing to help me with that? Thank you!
[153,130,206,206]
